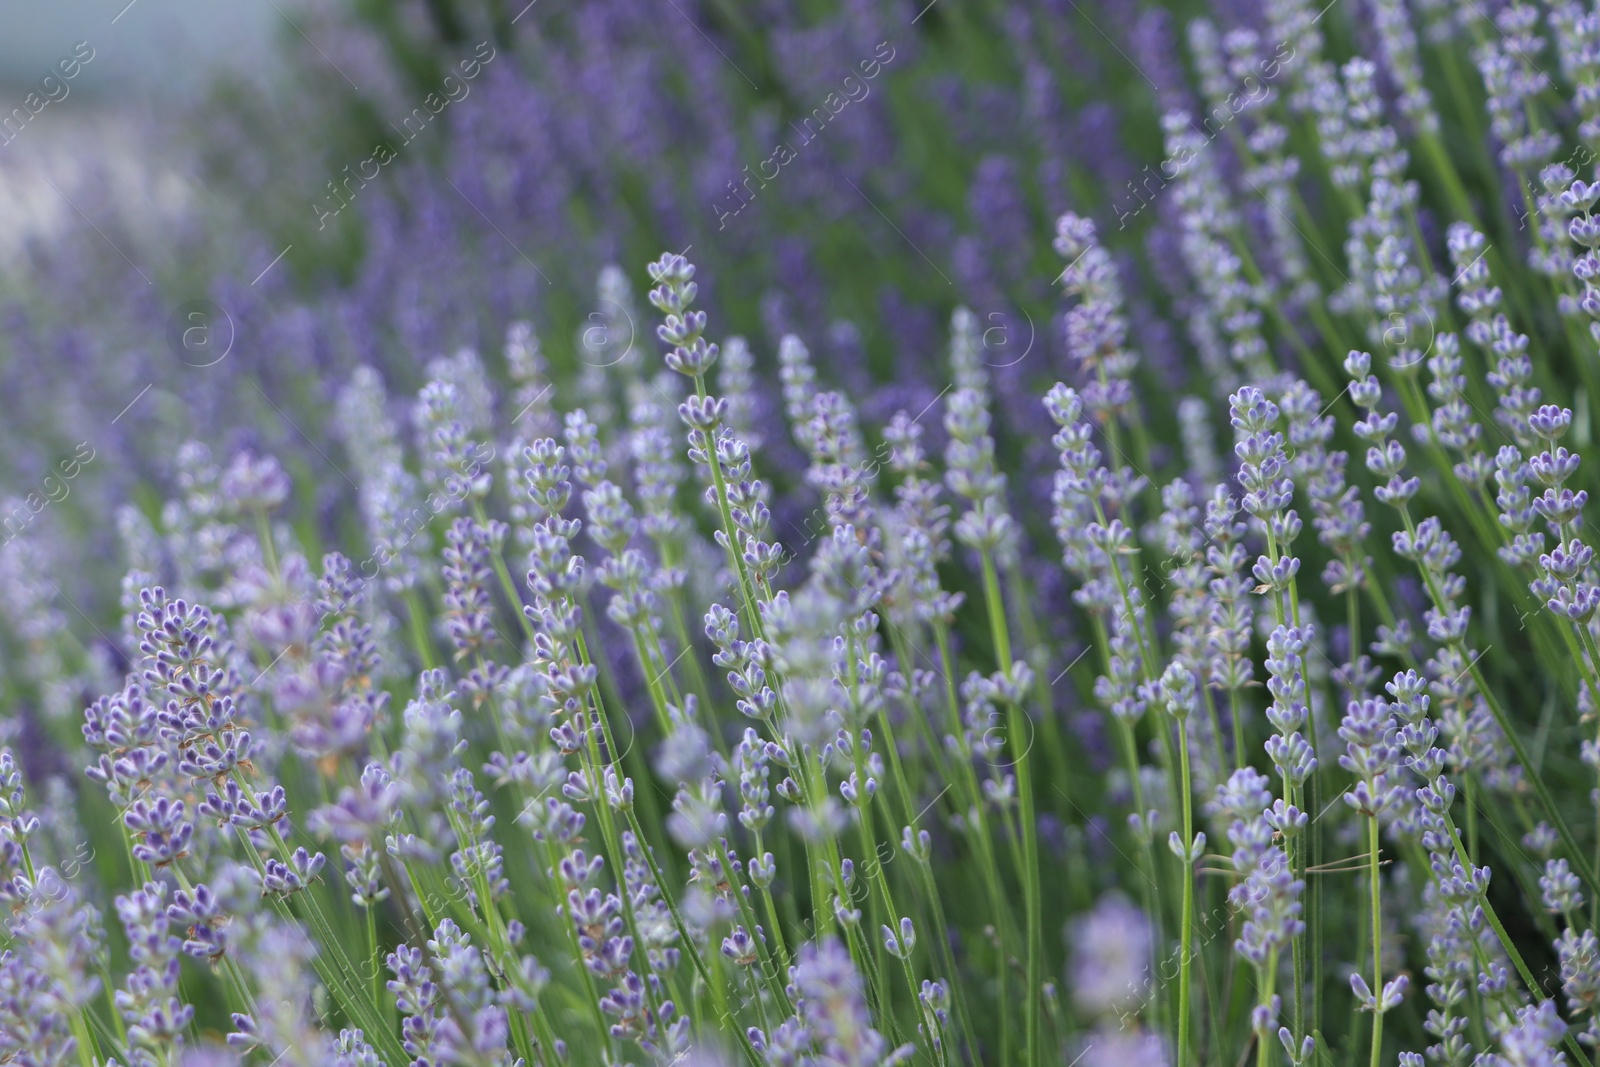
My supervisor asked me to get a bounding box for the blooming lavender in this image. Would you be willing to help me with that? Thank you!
[22,4,1600,1064]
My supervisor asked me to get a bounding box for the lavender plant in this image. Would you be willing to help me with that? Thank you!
[22,0,1600,1065]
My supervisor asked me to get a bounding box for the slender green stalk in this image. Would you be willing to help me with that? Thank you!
[403,586,439,671]
[932,619,1022,1053]
[472,499,537,645]
[1365,816,1383,1067]
[1174,717,1196,1067]
[977,549,1042,1067]
[366,901,384,1017]
[1256,949,1279,1067]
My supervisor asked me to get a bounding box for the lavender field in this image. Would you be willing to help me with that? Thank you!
[7,0,1600,1064]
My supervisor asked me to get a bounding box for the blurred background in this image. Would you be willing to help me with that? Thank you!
[0,1,279,88]
[0,0,281,258]
[0,0,1216,729]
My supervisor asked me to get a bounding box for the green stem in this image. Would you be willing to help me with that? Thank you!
[255,507,280,579]
[1175,717,1196,1067]
[1256,949,1279,1067]
[691,371,764,637]
[977,549,1042,1067]
[1230,686,1247,771]
[1367,816,1383,1067]
[403,586,439,671]
[367,901,384,1018]
[472,499,537,645]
